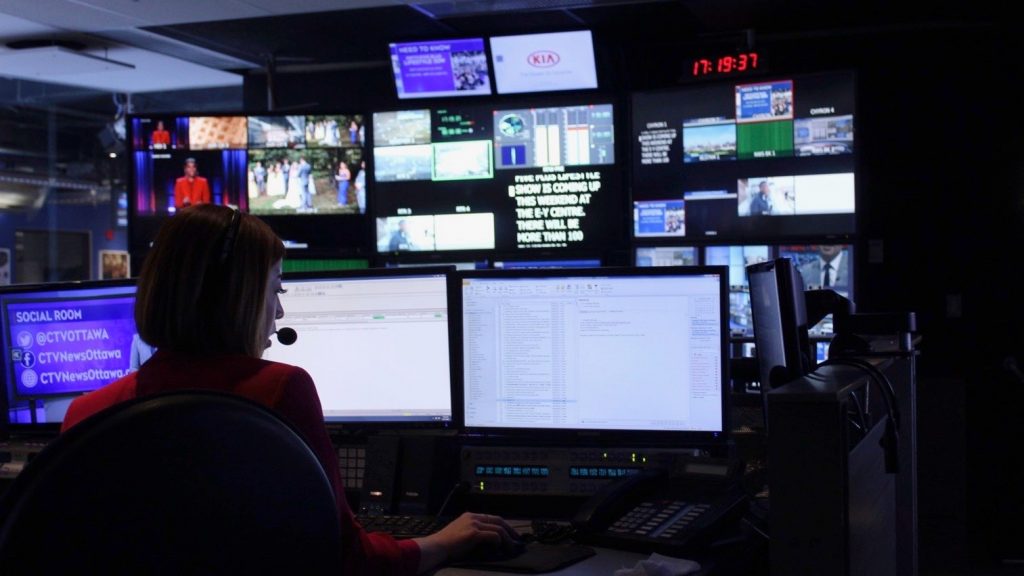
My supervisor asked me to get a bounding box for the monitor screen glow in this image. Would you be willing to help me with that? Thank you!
[490,30,598,94]
[371,101,620,255]
[1,281,138,426]
[631,70,856,241]
[458,268,727,438]
[262,271,453,424]
[390,38,492,99]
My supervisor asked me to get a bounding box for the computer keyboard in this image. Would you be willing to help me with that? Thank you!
[357,514,448,538]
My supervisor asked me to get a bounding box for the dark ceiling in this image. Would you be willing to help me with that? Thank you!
[146,0,1001,71]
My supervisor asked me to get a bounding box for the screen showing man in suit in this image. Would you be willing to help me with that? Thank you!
[795,244,849,291]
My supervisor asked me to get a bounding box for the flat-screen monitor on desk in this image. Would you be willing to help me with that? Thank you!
[0,280,138,433]
[263,268,454,426]
[452,266,729,446]
[747,258,813,390]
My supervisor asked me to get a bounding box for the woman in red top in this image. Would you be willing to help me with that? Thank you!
[62,204,518,576]
[150,120,171,148]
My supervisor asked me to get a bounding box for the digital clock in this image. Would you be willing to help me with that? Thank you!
[691,52,762,78]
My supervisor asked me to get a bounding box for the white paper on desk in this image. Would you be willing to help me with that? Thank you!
[613,552,701,576]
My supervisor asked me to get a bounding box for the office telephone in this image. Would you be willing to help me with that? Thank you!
[571,458,748,554]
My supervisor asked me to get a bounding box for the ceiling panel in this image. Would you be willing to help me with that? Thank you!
[0,11,56,38]
[0,0,415,32]
[146,6,449,65]
[0,0,266,31]
[0,44,241,92]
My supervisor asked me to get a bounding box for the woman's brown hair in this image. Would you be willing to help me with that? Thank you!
[135,204,285,358]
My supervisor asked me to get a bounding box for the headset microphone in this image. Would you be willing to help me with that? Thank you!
[275,327,298,346]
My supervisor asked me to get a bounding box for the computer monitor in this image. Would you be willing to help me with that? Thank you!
[453,266,729,445]
[1,279,138,431]
[747,258,813,390]
[261,268,454,426]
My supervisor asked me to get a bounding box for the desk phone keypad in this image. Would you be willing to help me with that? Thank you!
[337,446,366,489]
[608,500,711,539]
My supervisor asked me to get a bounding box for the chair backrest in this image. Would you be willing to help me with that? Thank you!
[0,390,342,575]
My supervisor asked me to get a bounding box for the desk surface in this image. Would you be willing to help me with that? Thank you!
[434,509,766,576]
[436,546,651,576]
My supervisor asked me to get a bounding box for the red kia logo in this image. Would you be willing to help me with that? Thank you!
[528,50,560,68]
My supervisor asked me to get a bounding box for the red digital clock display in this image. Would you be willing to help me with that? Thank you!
[691,52,760,77]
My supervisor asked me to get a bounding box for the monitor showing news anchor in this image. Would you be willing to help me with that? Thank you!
[133,149,249,215]
[128,112,370,260]
[778,244,854,335]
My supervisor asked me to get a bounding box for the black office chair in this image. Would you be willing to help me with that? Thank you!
[0,390,342,575]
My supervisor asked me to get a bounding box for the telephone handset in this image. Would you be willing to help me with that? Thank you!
[572,468,667,530]
[571,459,748,554]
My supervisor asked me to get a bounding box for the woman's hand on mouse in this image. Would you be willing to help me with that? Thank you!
[414,512,521,572]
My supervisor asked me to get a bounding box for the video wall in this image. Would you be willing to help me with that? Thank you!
[125,62,858,286]
[372,101,618,255]
[631,70,856,241]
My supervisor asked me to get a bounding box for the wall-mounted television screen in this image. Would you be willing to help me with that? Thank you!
[635,246,698,267]
[631,71,856,242]
[128,113,370,258]
[390,38,492,99]
[372,99,620,256]
[704,245,771,336]
[490,30,598,95]
[778,243,854,335]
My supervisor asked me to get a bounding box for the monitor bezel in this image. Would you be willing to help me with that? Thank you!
[449,265,731,447]
[278,265,458,430]
[1,278,137,437]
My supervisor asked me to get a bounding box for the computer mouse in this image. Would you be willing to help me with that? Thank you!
[461,537,527,563]
[507,538,528,556]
